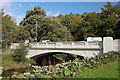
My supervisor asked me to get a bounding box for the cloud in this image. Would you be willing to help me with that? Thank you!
[53,13,60,17]
[46,11,60,17]
[0,1,24,25]
[12,15,25,25]
[46,11,53,16]
[0,1,13,15]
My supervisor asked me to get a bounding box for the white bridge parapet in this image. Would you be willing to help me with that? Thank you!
[29,41,102,49]
[10,37,120,58]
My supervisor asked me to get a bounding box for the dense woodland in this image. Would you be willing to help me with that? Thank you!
[1,2,120,48]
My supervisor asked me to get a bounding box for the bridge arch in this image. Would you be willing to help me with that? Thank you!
[30,51,84,66]
[28,50,86,59]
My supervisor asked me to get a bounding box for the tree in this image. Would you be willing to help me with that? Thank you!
[1,10,19,48]
[97,2,119,38]
[59,13,83,40]
[20,6,72,42]
[15,26,33,42]
[80,12,99,38]
[101,2,120,16]
[115,19,120,39]
[115,1,120,39]
[20,6,46,26]
[79,2,119,38]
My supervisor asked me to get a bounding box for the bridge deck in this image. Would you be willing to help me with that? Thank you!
[29,41,103,49]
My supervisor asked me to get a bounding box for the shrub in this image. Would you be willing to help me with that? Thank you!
[12,43,28,63]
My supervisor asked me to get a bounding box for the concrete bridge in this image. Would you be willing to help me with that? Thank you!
[11,37,120,58]
[27,41,103,58]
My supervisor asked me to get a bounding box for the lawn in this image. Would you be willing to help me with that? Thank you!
[74,62,119,78]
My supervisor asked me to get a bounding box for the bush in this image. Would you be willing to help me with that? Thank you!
[12,43,28,63]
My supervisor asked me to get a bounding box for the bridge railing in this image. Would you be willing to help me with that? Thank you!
[29,41,103,49]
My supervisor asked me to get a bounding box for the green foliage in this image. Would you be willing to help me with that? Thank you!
[53,53,68,62]
[101,2,120,16]
[12,43,28,63]
[20,7,72,42]
[97,2,119,38]
[25,6,46,19]
[52,53,77,63]
[63,69,71,76]
[115,20,120,39]
[1,10,19,48]
[34,73,51,78]
[15,26,32,42]
[58,2,120,40]
[12,72,35,78]
[2,53,20,70]
[2,52,33,70]
[2,2,120,44]
[1,10,29,48]
[11,51,119,78]
[58,13,83,40]
[75,62,118,78]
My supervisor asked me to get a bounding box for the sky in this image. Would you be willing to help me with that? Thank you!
[1,0,120,2]
[0,1,119,24]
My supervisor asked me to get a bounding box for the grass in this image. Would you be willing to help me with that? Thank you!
[2,53,23,70]
[2,53,33,70]
[74,61,119,78]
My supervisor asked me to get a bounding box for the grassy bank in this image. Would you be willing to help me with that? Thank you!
[2,53,32,70]
[74,61,119,78]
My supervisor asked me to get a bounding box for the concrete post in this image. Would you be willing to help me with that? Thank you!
[103,37,113,53]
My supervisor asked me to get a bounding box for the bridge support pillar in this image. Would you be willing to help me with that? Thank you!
[103,37,113,53]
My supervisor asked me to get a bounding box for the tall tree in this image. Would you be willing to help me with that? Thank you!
[1,10,19,48]
[20,6,72,42]
[97,2,119,38]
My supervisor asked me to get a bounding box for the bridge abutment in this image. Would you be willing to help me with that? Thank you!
[103,37,113,53]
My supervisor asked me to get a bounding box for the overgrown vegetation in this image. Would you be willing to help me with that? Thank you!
[2,43,35,70]
[2,53,31,70]
[11,51,119,78]
[12,43,28,63]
